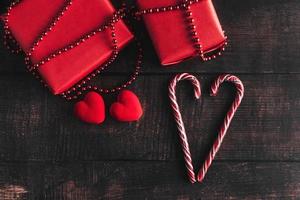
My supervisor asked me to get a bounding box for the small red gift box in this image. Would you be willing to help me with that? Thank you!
[137,0,227,66]
[5,0,133,94]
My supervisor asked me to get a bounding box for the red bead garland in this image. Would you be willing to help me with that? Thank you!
[25,0,74,71]
[2,0,143,101]
[2,0,22,54]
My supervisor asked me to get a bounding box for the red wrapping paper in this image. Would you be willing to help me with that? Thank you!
[6,0,133,94]
[137,0,226,66]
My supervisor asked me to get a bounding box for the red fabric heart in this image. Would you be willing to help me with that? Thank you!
[110,90,143,122]
[74,92,105,124]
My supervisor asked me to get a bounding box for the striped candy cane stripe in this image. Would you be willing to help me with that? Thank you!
[168,73,201,183]
[197,74,244,182]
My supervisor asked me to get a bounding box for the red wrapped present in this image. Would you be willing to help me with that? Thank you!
[4,0,133,95]
[136,0,227,66]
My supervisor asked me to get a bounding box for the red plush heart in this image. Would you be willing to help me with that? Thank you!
[110,90,143,122]
[74,92,105,124]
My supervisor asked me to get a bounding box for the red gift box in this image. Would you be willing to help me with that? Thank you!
[5,0,133,94]
[137,0,227,66]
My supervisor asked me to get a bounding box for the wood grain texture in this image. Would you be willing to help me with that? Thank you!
[0,0,300,199]
[0,74,299,162]
[0,161,299,200]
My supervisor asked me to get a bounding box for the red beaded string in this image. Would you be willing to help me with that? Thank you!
[26,5,126,72]
[2,1,22,54]
[62,30,143,101]
[2,0,143,101]
[135,0,228,61]
[25,0,74,72]
[3,29,22,54]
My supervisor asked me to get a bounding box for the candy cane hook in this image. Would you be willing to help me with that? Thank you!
[197,74,244,182]
[168,73,201,183]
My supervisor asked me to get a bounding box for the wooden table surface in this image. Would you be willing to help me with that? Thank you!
[1,0,300,199]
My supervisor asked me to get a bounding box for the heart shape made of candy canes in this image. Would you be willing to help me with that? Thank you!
[168,73,244,183]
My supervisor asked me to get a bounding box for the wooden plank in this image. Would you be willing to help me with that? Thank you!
[0,74,299,162]
[0,161,299,199]
[1,0,300,73]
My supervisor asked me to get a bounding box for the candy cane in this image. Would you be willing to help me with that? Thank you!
[197,74,244,182]
[168,73,201,183]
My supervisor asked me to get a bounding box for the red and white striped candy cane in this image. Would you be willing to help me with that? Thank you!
[168,73,201,183]
[197,74,244,182]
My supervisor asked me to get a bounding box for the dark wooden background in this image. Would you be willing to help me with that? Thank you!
[1,0,300,199]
